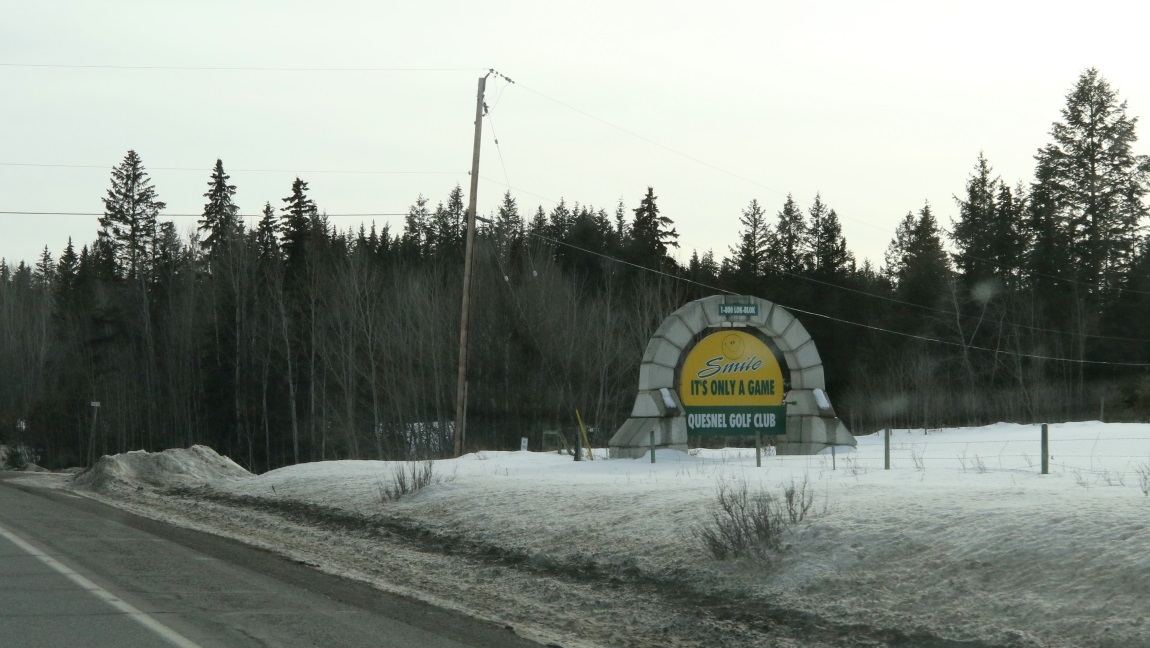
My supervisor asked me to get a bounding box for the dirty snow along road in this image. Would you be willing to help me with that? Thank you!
[22,422,1150,648]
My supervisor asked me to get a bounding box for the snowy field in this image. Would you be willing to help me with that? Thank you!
[17,422,1150,647]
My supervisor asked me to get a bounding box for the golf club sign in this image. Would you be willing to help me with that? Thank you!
[680,329,786,435]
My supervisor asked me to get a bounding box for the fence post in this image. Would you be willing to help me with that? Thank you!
[650,429,656,464]
[884,428,891,470]
[1041,423,1049,475]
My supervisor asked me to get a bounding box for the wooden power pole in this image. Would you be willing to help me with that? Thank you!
[454,73,488,457]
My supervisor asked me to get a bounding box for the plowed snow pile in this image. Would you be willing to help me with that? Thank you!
[73,444,253,492]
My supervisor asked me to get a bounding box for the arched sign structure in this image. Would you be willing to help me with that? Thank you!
[609,295,856,457]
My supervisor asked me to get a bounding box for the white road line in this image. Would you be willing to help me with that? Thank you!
[0,522,202,648]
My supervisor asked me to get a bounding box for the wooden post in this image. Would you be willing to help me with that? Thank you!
[832,444,836,471]
[884,428,891,470]
[650,429,656,464]
[88,401,100,466]
[755,431,762,468]
[1041,423,1049,475]
[453,74,488,458]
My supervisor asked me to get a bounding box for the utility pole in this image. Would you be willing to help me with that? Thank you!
[454,72,489,457]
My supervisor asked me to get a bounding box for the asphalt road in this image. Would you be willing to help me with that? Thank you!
[0,474,543,648]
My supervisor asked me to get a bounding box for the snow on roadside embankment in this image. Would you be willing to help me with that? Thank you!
[67,424,1150,648]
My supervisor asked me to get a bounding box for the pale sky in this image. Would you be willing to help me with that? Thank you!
[3,0,1149,271]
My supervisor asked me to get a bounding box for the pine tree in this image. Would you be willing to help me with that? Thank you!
[491,191,523,261]
[884,211,917,280]
[628,187,679,271]
[33,246,54,290]
[729,199,769,283]
[430,184,466,259]
[811,208,853,280]
[547,198,573,242]
[895,203,951,307]
[280,177,318,274]
[1031,68,1150,299]
[255,202,280,262]
[767,194,806,276]
[401,195,431,261]
[99,150,166,280]
[55,238,79,298]
[198,159,241,261]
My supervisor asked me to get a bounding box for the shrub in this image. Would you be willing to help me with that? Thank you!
[377,460,440,502]
[696,475,823,561]
[3,444,28,471]
[1135,460,1150,496]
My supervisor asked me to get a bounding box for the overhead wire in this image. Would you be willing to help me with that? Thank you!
[0,211,411,219]
[523,231,1150,367]
[9,63,1150,322]
[0,63,484,72]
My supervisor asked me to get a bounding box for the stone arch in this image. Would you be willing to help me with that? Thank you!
[609,294,856,457]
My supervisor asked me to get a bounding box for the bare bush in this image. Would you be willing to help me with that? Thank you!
[973,455,988,474]
[1134,461,1150,496]
[695,476,818,561]
[782,475,814,524]
[378,460,440,502]
[910,446,925,471]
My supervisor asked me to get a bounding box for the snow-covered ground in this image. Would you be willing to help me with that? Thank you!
[29,422,1150,647]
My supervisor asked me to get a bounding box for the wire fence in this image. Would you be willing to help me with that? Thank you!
[842,429,1150,479]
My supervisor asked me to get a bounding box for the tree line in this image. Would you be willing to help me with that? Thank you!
[3,68,1150,470]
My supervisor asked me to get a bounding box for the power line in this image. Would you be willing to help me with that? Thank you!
[524,231,1150,367]
[0,211,411,219]
[955,247,1150,297]
[0,63,484,72]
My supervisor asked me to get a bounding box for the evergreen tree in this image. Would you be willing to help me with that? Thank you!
[628,187,679,270]
[810,207,853,280]
[894,203,951,308]
[729,199,769,285]
[99,150,166,280]
[547,198,573,242]
[55,238,79,299]
[613,198,630,249]
[401,195,431,261]
[951,153,997,285]
[528,206,547,239]
[430,184,466,260]
[802,194,853,280]
[255,202,280,262]
[198,159,241,261]
[280,177,317,274]
[33,246,54,290]
[688,249,719,285]
[491,190,523,260]
[884,211,917,280]
[1031,68,1150,299]
[767,194,806,276]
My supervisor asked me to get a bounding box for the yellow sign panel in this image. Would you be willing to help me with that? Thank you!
[679,330,785,435]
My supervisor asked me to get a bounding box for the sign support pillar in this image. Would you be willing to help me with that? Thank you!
[1041,424,1049,475]
[884,428,891,470]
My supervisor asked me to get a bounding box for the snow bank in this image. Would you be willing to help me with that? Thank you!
[72,445,253,492]
[64,424,1150,647]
